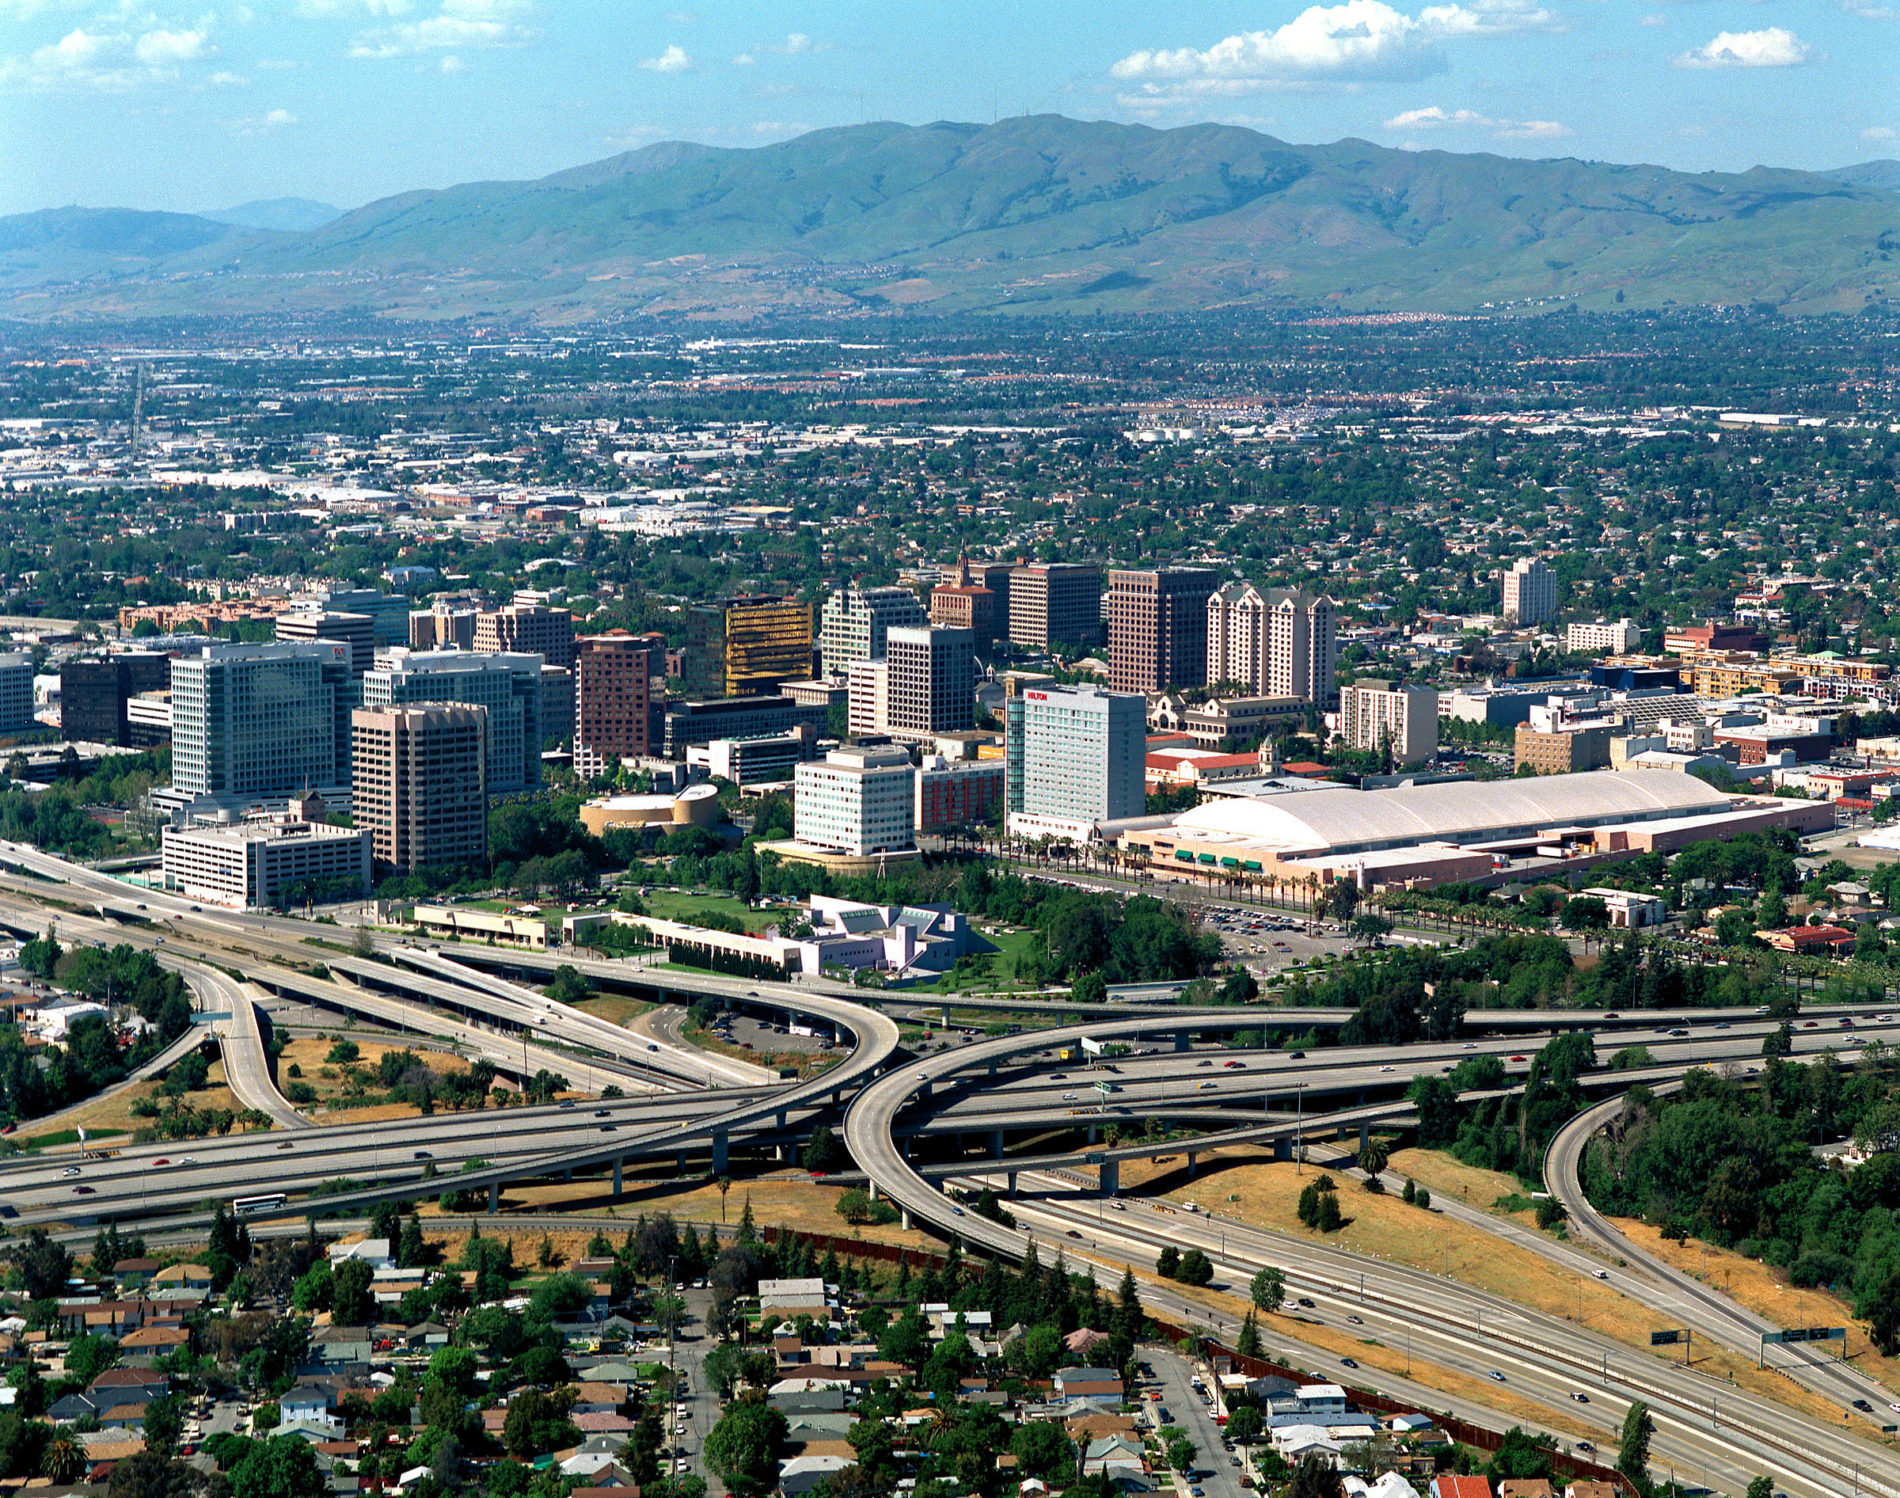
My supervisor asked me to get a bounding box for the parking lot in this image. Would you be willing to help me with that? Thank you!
[1199,906,1360,972]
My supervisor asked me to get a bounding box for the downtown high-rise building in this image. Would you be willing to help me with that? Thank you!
[1007,562,1102,648]
[360,649,542,795]
[1503,557,1557,625]
[818,586,928,676]
[169,641,354,798]
[1004,680,1146,837]
[1107,566,1218,694]
[573,631,663,778]
[884,625,976,742]
[685,595,814,696]
[351,704,489,873]
[473,602,576,670]
[276,610,375,678]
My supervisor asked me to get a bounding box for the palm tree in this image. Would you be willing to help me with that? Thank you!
[42,1435,85,1485]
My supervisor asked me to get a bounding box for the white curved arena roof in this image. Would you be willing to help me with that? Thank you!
[1168,770,1731,855]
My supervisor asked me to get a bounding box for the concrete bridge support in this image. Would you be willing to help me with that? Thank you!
[1007,1172,1018,1197]
[613,1157,623,1198]
[1175,1032,1192,1053]
[1100,1159,1120,1196]
[711,1129,728,1175]
[488,1183,500,1213]
[990,1130,1005,1159]
[1358,1120,1369,1157]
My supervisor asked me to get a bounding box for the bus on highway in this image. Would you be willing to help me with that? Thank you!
[231,1193,287,1216]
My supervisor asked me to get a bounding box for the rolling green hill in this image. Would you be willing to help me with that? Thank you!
[5,115,1898,321]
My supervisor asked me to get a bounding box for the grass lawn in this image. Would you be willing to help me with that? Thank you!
[636,889,780,933]
[1115,1148,1875,1426]
[905,925,1042,993]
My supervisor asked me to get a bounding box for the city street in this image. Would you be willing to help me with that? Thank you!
[1148,1345,1245,1498]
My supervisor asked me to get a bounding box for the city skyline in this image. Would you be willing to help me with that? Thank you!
[1,0,1892,219]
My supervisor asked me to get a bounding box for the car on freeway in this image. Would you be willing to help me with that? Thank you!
[1196,1059,1213,1068]
[647,1044,659,1052]
[949,1205,964,1216]
[414,1150,432,1160]
[1297,1297,1315,1309]
[277,1141,294,1151]
[1223,1060,1243,1069]
[1346,1314,1363,1325]
[1380,1065,1394,1073]
[599,1124,617,1133]
[1062,1091,1077,1101]
[1854,1399,1875,1414]
[1198,1080,1219,1090]
[181,1156,198,1165]
[1569,1392,1589,1403]
[1487,1370,1505,1382]
[62,1166,80,1177]
[1576,1442,1594,1453]
[1341,1357,1358,1369]
[73,1185,94,1194]
[1288,1050,1305,1059]
[594,1109,611,1117]
[1509,1054,1526,1062]
[1066,1229,1082,1238]
[153,1158,170,1167]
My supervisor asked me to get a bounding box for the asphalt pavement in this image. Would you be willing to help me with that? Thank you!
[1149,1345,1244,1498]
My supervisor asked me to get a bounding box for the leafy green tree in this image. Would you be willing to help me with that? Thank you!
[1288,1453,1345,1498]
[1745,1479,1774,1498]
[230,1435,324,1498]
[332,1259,375,1324]
[41,1434,86,1485]
[140,1395,186,1460]
[704,1391,788,1498]
[1250,1266,1286,1312]
[64,1332,118,1384]
[1175,1249,1214,1286]
[1156,1246,1181,1279]
[17,1230,70,1301]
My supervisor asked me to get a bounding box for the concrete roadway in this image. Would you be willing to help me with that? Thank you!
[1542,1088,1900,1415]
[392,947,775,1088]
[998,1179,1870,1498]
[849,1020,1900,1498]
[0,894,615,1098]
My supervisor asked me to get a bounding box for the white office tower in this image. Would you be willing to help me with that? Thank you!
[1503,557,1557,625]
[818,586,928,676]
[1005,682,1145,839]
[794,744,916,856]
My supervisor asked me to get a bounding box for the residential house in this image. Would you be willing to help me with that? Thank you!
[1081,1434,1148,1484]
[308,1325,374,1367]
[1346,1477,1421,1498]
[778,1454,854,1497]
[118,1325,190,1364]
[111,1258,163,1289]
[1430,1478,1497,1498]
[1497,1482,1554,1498]
[1053,1367,1124,1404]
[330,1239,394,1271]
[1273,1425,1343,1464]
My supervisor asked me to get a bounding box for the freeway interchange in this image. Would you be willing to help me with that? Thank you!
[3,842,1900,1496]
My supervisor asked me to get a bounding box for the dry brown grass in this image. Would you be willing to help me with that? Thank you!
[424,1165,935,1253]
[1614,1217,1900,1399]
[279,1036,486,1125]
[1385,1148,1543,1228]
[1112,1147,1871,1429]
[574,994,654,1028]
[19,1060,245,1149]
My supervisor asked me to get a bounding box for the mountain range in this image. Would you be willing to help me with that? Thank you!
[4,115,1897,323]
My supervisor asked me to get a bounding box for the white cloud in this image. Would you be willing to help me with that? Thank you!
[298,0,412,14]
[264,106,296,125]
[730,50,754,65]
[135,29,206,65]
[1864,125,1897,141]
[210,68,248,85]
[1,22,221,89]
[349,0,531,57]
[439,53,465,71]
[782,32,812,54]
[1675,26,1809,66]
[1639,12,1667,24]
[1110,0,1550,93]
[639,43,690,72]
[1385,103,1572,137]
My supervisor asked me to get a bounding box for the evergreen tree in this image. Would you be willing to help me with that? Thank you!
[1617,1400,1653,1491]
[1115,1267,1144,1341]
[1236,1312,1262,1358]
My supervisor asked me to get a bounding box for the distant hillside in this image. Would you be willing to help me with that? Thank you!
[205,198,343,233]
[3,117,1897,321]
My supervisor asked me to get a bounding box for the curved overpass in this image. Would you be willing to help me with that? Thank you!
[850,1014,1900,1498]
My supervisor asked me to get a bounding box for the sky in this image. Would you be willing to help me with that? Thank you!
[1,0,1894,217]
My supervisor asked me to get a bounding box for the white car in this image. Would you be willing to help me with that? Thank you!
[1062,1091,1078,1101]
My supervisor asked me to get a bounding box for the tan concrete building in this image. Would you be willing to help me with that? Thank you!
[351,704,488,873]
